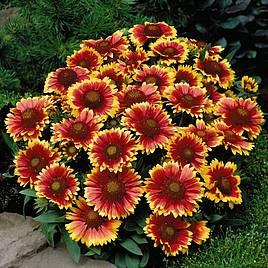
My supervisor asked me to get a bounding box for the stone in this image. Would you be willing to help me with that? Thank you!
[0,7,19,28]
[0,212,47,268]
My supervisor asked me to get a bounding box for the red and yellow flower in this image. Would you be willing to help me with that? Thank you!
[133,65,175,94]
[145,162,203,217]
[129,21,177,46]
[67,77,118,119]
[52,109,102,149]
[84,167,143,219]
[194,57,235,89]
[185,119,223,149]
[5,97,50,141]
[164,83,211,117]
[241,76,258,93]
[174,65,202,87]
[88,128,138,172]
[201,159,242,208]
[44,66,89,95]
[189,221,210,245]
[81,30,128,58]
[36,164,79,209]
[66,48,102,72]
[60,142,80,160]
[144,213,192,256]
[117,83,161,113]
[167,132,207,171]
[203,82,223,104]
[65,197,121,247]
[14,140,60,186]
[216,97,264,139]
[122,102,175,154]
[214,120,254,155]
[149,39,188,65]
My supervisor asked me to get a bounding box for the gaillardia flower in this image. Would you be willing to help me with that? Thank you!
[81,30,128,58]
[66,48,102,72]
[36,164,79,209]
[133,65,175,94]
[129,21,177,46]
[241,76,258,93]
[216,97,264,139]
[149,39,188,65]
[122,102,175,154]
[189,221,210,245]
[174,65,202,87]
[145,162,203,217]
[214,120,254,155]
[144,213,192,256]
[84,167,143,219]
[5,97,50,141]
[201,159,242,208]
[52,109,102,149]
[44,66,89,95]
[117,83,161,113]
[194,57,234,89]
[60,142,80,160]
[67,77,118,119]
[88,128,138,172]
[65,197,121,247]
[164,83,211,117]
[15,140,60,186]
[167,132,207,171]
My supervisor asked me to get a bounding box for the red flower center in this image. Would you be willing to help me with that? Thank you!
[57,69,78,88]
[181,147,195,161]
[68,122,89,141]
[77,59,91,69]
[29,155,48,173]
[83,90,103,109]
[203,60,223,75]
[181,94,197,107]
[141,118,160,137]
[105,144,122,160]
[196,40,206,48]
[124,89,147,108]
[216,176,232,195]
[144,24,163,37]
[67,145,78,155]
[231,107,250,125]
[163,180,185,200]
[85,208,105,229]
[103,178,126,202]
[49,179,66,196]
[175,72,194,85]
[96,40,111,53]
[21,109,41,128]
[162,47,177,57]
[159,224,177,243]
[144,75,161,86]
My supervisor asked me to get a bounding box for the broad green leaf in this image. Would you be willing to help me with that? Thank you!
[2,172,14,178]
[41,223,57,247]
[120,238,143,256]
[131,234,147,245]
[114,252,126,268]
[20,188,37,197]
[23,195,32,217]
[205,214,225,223]
[226,41,241,62]
[124,220,142,233]
[195,23,207,34]
[125,254,140,268]
[62,230,81,263]
[85,247,101,256]
[140,246,150,268]
[216,37,227,48]
[33,211,65,223]
[3,133,19,154]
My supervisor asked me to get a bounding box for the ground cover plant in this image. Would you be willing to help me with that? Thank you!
[3,21,266,267]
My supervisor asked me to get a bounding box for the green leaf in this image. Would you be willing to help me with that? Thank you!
[2,172,14,178]
[120,238,143,256]
[195,23,207,34]
[33,211,65,223]
[245,50,257,59]
[3,133,19,154]
[205,214,225,223]
[216,37,227,48]
[124,220,142,233]
[20,188,37,197]
[131,234,147,245]
[85,247,101,256]
[199,43,211,61]
[220,17,241,29]
[252,76,262,84]
[140,246,150,268]
[23,195,32,217]
[62,230,81,263]
[226,41,241,62]
[41,223,57,247]
[114,252,126,268]
[125,254,140,268]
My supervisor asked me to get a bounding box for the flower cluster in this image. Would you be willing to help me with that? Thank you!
[5,21,264,258]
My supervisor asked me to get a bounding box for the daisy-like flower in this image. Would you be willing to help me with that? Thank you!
[174,65,202,87]
[36,164,79,209]
[122,102,175,154]
[194,57,235,89]
[65,197,121,247]
[185,119,223,149]
[44,66,89,95]
[144,213,192,256]
[145,162,203,217]
[5,97,50,141]
[117,83,161,113]
[14,140,60,186]
[201,159,242,208]
[164,83,211,117]
[203,82,223,104]
[149,39,188,65]
[81,30,128,58]
[167,132,207,171]
[216,97,264,139]
[214,120,254,155]
[241,76,258,93]
[133,65,175,94]
[67,77,118,119]
[129,21,177,47]
[88,128,138,172]
[84,167,143,219]
[52,109,102,149]
[189,221,210,245]
[60,142,80,160]
[66,48,102,72]
[118,48,149,74]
